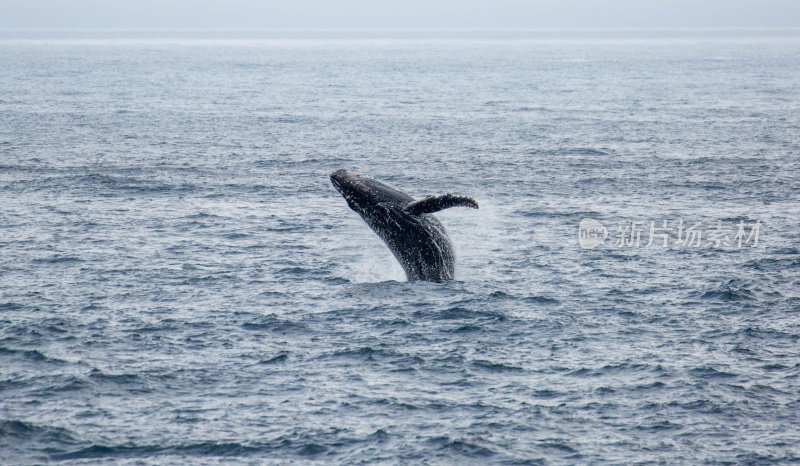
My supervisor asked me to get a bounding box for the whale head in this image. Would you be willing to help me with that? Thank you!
[330,169,412,215]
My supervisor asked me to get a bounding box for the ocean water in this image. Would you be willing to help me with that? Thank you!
[1,29,800,464]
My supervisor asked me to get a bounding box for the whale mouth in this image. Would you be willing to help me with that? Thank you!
[330,168,355,194]
[330,169,346,191]
[331,169,371,212]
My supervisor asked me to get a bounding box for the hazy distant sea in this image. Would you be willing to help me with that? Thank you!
[1,29,800,464]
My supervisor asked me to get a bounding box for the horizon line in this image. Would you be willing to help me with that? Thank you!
[2,26,800,32]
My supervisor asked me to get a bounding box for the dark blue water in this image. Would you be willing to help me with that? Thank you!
[1,29,800,464]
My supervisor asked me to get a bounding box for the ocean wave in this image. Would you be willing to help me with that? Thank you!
[49,429,400,461]
[0,347,69,365]
[241,315,308,334]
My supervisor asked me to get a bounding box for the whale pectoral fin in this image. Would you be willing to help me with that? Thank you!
[404,193,479,215]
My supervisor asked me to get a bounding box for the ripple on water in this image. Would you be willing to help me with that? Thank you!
[240,315,308,334]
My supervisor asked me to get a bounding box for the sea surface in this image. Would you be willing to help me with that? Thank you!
[1,29,800,464]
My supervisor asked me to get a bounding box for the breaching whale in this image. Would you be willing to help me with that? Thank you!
[330,169,478,282]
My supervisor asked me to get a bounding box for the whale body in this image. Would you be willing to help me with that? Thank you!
[330,169,478,282]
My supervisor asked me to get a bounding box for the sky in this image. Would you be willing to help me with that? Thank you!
[1,0,799,29]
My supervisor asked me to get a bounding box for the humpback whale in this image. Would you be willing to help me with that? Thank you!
[330,169,478,282]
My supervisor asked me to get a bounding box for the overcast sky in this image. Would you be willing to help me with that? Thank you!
[2,0,799,29]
